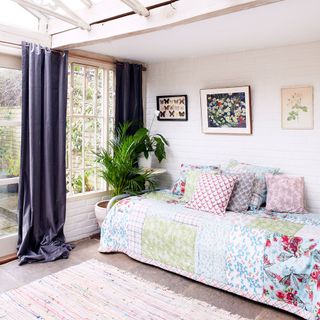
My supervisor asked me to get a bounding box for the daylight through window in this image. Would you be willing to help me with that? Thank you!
[66,61,115,196]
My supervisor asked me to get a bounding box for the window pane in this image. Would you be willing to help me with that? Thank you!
[73,64,84,115]
[84,168,95,192]
[71,118,83,170]
[97,68,104,117]
[96,117,103,154]
[0,182,18,238]
[71,170,83,194]
[108,70,114,118]
[85,67,96,115]
[84,118,96,167]
[0,126,21,178]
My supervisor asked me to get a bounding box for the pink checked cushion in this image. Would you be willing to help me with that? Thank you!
[185,174,237,215]
[265,174,306,213]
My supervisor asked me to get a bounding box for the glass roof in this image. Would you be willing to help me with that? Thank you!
[0,0,39,31]
[0,0,102,32]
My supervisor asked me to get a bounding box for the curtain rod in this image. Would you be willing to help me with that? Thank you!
[0,40,64,53]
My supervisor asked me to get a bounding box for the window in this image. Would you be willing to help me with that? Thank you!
[0,66,21,238]
[66,60,115,196]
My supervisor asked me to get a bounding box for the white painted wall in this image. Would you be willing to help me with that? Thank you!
[145,42,320,212]
[64,193,106,242]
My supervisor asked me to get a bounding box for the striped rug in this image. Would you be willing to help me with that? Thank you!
[0,259,250,319]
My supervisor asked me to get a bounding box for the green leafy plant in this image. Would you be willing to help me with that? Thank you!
[96,122,168,197]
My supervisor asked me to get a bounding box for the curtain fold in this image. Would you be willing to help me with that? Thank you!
[17,42,72,265]
[115,62,143,134]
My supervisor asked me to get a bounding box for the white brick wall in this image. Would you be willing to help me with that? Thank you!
[64,193,107,242]
[146,42,320,212]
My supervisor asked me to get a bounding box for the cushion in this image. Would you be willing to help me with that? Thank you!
[181,169,220,202]
[171,164,219,196]
[224,172,255,212]
[185,174,237,215]
[225,160,280,210]
[265,174,306,213]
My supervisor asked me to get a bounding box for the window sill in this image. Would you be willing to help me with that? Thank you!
[67,190,111,203]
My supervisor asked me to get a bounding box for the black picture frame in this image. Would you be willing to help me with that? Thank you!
[156,95,188,121]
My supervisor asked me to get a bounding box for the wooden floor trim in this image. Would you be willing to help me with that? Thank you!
[0,253,17,265]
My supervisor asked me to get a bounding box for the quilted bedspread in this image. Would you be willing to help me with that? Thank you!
[99,190,320,320]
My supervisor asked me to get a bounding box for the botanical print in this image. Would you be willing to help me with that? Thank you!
[200,86,252,134]
[282,86,313,129]
[157,95,188,121]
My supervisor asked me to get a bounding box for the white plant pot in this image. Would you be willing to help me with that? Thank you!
[138,156,152,169]
[94,200,109,227]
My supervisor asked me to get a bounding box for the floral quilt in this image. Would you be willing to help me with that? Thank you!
[99,190,320,320]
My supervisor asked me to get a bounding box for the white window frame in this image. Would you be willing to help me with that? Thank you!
[0,52,21,257]
[0,53,21,186]
[67,56,115,199]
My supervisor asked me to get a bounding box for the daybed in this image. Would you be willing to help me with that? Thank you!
[99,190,320,320]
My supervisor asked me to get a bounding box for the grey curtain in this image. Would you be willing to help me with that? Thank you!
[115,62,143,134]
[17,42,72,265]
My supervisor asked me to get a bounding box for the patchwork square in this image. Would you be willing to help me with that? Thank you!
[196,220,233,283]
[226,225,266,296]
[263,234,320,313]
[265,174,306,213]
[185,174,237,215]
[249,217,303,236]
[141,217,197,273]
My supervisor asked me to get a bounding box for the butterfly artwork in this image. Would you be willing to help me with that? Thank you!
[156,95,188,121]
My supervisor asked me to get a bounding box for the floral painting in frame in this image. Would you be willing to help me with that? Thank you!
[200,86,252,134]
[281,86,313,130]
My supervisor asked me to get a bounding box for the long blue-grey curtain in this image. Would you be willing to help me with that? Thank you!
[115,62,143,134]
[17,42,72,265]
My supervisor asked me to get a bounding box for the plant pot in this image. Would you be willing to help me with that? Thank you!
[138,156,152,169]
[94,200,109,227]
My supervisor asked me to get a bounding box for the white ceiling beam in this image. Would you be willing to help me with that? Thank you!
[120,0,150,17]
[52,0,284,49]
[48,0,168,35]
[80,0,93,8]
[11,0,90,31]
[0,23,51,47]
[52,0,91,31]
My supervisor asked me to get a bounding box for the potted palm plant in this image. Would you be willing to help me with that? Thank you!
[94,122,168,226]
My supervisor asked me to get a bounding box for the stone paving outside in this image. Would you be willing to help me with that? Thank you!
[0,192,18,238]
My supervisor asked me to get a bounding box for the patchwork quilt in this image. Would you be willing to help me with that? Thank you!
[99,190,320,320]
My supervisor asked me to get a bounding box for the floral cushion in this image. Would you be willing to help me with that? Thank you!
[225,160,280,210]
[224,172,255,212]
[265,174,306,213]
[171,164,219,196]
[181,169,220,202]
[185,174,237,215]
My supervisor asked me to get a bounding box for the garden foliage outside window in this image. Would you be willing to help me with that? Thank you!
[66,61,115,195]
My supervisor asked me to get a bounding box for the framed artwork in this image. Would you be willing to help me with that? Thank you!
[200,86,252,134]
[281,86,313,130]
[157,95,188,121]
